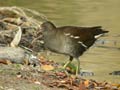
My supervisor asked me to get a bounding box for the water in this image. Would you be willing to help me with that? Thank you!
[0,0,120,83]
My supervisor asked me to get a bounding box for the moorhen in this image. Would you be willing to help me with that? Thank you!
[40,21,109,75]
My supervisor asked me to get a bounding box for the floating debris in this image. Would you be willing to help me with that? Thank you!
[109,71,120,75]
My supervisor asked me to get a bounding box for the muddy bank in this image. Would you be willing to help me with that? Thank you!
[0,64,64,90]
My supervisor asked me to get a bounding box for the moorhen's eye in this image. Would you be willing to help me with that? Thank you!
[41,21,109,76]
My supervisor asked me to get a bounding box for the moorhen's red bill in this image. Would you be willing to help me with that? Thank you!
[41,21,109,75]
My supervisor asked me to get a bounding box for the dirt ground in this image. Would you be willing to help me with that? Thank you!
[0,64,64,90]
[0,63,120,90]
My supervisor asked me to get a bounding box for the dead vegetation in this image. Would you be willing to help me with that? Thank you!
[0,6,45,50]
[0,6,46,65]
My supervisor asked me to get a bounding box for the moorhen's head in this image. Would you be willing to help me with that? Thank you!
[41,21,56,32]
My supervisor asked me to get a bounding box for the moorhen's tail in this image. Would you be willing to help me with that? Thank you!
[91,26,109,36]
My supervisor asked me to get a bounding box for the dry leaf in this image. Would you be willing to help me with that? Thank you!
[10,26,22,47]
[34,81,41,85]
[16,74,22,78]
[0,59,8,64]
[41,65,54,71]
[84,80,89,87]
[79,82,86,90]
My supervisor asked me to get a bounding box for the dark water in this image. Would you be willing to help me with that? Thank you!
[0,0,120,83]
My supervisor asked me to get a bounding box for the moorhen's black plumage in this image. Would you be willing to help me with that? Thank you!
[41,21,109,75]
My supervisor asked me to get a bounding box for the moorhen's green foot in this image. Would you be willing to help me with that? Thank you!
[74,59,94,77]
[56,67,70,77]
[63,60,72,69]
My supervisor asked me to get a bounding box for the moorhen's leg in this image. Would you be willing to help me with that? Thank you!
[76,58,80,76]
[63,56,73,69]
[76,58,94,77]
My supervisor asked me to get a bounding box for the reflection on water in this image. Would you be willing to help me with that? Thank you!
[0,0,120,83]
